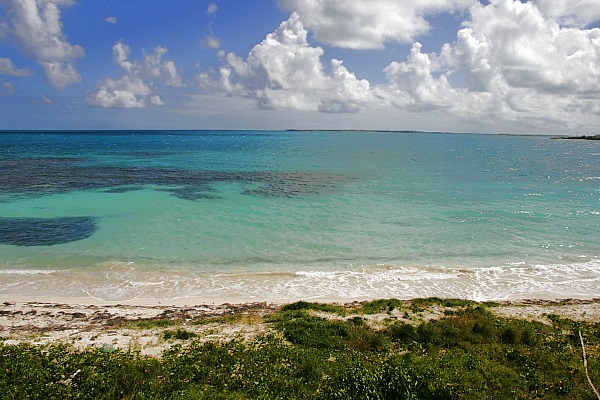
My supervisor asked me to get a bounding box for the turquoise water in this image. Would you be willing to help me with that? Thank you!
[1,131,599,302]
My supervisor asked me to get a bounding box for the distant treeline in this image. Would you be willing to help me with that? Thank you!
[285,129,426,133]
[555,134,600,140]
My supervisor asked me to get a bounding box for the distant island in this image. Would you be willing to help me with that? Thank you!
[554,134,600,140]
[285,129,426,133]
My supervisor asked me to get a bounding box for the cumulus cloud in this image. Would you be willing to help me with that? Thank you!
[204,12,373,113]
[0,57,31,76]
[384,43,460,110]
[113,41,135,72]
[187,0,599,131]
[199,0,598,131]
[41,60,81,88]
[0,0,84,88]
[88,74,153,109]
[535,0,600,27]
[87,41,184,108]
[380,0,600,128]
[143,46,185,87]
[278,0,474,49]
[453,0,600,95]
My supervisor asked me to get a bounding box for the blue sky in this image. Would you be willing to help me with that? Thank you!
[1,0,600,134]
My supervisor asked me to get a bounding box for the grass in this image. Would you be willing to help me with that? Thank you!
[123,318,179,330]
[354,298,405,314]
[191,313,254,326]
[280,301,349,315]
[164,329,198,341]
[1,299,599,399]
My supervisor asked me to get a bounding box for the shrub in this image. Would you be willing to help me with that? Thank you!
[280,301,347,315]
[164,329,197,340]
[357,298,404,314]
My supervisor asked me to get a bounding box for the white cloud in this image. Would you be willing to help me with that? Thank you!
[0,57,31,76]
[143,46,185,87]
[0,20,8,39]
[88,41,184,108]
[150,94,165,106]
[206,3,218,15]
[200,0,600,132]
[2,81,15,94]
[278,0,474,49]
[203,3,221,50]
[451,2,599,101]
[188,0,599,132]
[105,16,117,24]
[207,12,374,113]
[196,71,216,88]
[87,75,151,109]
[384,43,460,110]
[535,0,600,27]
[202,35,221,49]
[36,0,76,6]
[0,0,84,88]
[41,60,81,88]
[380,0,600,130]
[112,41,135,72]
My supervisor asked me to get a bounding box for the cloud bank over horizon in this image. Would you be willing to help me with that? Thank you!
[1,0,600,133]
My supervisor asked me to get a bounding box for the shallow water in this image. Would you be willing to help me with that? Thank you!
[1,131,598,302]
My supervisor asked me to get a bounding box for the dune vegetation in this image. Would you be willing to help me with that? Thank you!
[1,298,599,399]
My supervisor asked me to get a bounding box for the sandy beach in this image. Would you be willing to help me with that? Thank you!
[2,297,600,357]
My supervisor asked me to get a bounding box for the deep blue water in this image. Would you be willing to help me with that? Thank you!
[1,130,599,302]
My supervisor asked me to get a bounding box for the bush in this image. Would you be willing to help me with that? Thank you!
[357,298,404,314]
[164,329,197,340]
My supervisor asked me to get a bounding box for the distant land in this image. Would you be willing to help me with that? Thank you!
[554,134,600,140]
[284,129,427,133]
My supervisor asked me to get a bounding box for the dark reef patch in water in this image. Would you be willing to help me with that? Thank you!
[0,158,346,200]
[0,157,85,167]
[102,186,144,194]
[166,187,222,201]
[0,216,98,246]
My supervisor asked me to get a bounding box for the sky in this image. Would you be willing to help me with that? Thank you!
[1,0,600,134]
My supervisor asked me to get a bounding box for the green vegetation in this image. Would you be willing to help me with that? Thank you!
[280,300,349,315]
[163,329,198,341]
[124,318,178,330]
[354,298,405,314]
[1,299,599,399]
[191,313,254,326]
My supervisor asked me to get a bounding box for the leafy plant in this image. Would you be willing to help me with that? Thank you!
[164,329,197,340]
[1,299,599,399]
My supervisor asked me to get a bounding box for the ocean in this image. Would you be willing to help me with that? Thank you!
[0,130,598,303]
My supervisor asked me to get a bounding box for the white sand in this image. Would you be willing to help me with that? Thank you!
[2,298,599,357]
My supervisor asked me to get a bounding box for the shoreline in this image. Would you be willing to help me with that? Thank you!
[2,291,599,307]
[0,293,380,307]
[4,258,600,306]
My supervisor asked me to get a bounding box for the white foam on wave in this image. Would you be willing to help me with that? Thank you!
[1,259,600,302]
[0,269,59,275]
[291,261,600,301]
